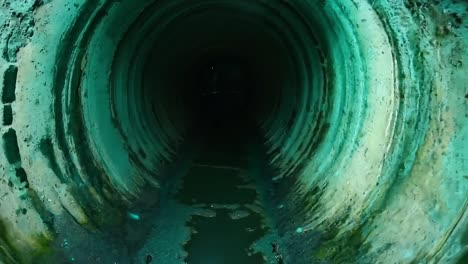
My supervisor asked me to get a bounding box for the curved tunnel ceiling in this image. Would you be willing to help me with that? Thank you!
[0,0,467,263]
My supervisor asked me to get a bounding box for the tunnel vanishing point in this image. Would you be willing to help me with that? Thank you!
[0,0,467,263]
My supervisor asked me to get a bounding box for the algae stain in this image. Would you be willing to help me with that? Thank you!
[312,222,370,263]
[0,220,53,264]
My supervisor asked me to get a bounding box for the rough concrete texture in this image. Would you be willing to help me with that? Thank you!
[0,0,466,263]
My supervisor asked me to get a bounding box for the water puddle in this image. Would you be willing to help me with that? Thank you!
[177,166,256,205]
[176,142,270,264]
[183,209,266,264]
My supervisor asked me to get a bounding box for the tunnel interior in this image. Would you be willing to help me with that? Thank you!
[109,0,313,156]
[141,1,300,151]
[107,2,320,262]
[0,0,467,264]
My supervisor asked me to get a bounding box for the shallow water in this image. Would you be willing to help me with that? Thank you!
[178,125,273,264]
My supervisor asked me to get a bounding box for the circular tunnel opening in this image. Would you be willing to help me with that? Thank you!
[128,0,306,143]
[1,0,466,263]
[65,0,329,262]
[184,53,253,130]
[86,0,327,195]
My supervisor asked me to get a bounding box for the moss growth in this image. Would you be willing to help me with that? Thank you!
[0,220,23,264]
[0,215,53,263]
[312,220,370,263]
[29,234,54,261]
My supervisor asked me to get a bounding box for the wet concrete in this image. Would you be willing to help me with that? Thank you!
[33,120,281,264]
[126,119,283,264]
[178,122,271,264]
[184,209,266,264]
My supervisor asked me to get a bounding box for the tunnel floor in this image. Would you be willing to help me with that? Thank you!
[46,121,285,263]
[180,134,268,264]
[130,121,283,264]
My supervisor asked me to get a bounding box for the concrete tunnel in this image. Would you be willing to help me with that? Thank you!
[0,0,467,263]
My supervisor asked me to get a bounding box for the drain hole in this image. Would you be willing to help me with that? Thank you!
[2,65,18,104]
[2,128,21,164]
[2,105,12,126]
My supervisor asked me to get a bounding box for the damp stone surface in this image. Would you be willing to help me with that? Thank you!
[0,0,467,263]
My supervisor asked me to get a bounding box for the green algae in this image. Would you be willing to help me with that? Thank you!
[0,220,52,264]
[0,220,21,264]
[313,225,370,263]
